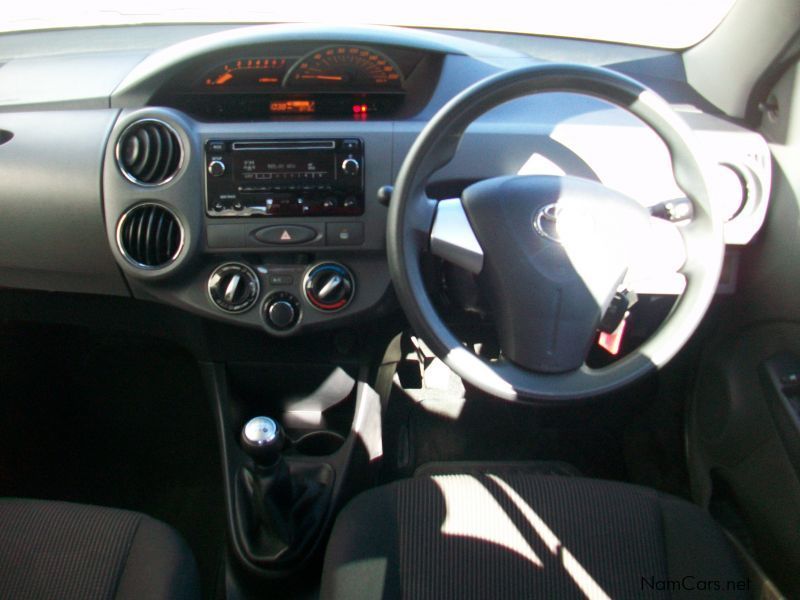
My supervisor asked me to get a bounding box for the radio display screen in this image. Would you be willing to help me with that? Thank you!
[233,151,336,184]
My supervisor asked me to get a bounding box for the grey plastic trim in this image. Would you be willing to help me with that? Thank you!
[430,198,484,274]
[115,202,185,271]
[114,117,185,187]
[0,109,129,296]
[684,0,800,118]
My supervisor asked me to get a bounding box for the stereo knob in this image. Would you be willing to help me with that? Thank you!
[341,158,360,176]
[304,263,354,312]
[264,293,300,330]
[208,263,260,313]
[208,159,226,177]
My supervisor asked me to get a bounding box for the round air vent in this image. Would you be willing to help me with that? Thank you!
[116,119,182,185]
[117,204,183,269]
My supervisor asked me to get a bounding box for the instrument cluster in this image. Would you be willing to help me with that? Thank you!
[157,43,423,120]
[202,45,405,93]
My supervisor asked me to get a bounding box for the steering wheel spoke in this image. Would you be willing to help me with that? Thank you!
[623,215,687,294]
[430,198,484,274]
[406,190,438,250]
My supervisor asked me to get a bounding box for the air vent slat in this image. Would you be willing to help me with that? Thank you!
[140,125,163,183]
[125,211,136,258]
[166,218,178,261]
[124,134,140,165]
[117,120,182,185]
[144,206,158,266]
[118,204,182,269]
[154,211,167,266]
[125,209,139,262]
[135,207,148,264]
[155,128,176,184]
[131,128,151,177]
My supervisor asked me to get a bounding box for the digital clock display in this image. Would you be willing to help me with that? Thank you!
[269,100,316,114]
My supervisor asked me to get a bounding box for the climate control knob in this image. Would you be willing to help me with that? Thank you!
[208,263,259,313]
[263,292,300,330]
[304,263,354,312]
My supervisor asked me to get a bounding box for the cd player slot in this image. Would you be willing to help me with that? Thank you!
[232,140,336,151]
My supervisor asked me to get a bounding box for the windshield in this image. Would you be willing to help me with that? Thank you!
[4,0,736,49]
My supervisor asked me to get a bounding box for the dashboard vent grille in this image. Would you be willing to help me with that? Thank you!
[116,119,182,185]
[118,204,183,269]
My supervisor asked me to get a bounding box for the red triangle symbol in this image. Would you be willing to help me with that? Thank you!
[280,230,292,241]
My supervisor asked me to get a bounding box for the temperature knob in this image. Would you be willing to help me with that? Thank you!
[208,263,260,313]
[304,263,355,312]
[341,158,360,176]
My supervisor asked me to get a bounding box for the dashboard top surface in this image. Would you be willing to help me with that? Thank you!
[0,23,690,113]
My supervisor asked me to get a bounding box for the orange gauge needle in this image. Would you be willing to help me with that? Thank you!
[214,72,234,85]
[300,75,344,81]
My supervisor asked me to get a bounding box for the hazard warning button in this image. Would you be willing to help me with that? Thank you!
[252,225,318,245]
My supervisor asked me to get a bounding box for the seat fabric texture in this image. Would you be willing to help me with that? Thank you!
[321,473,749,599]
[0,498,200,600]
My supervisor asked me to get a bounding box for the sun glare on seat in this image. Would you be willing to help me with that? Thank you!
[433,475,543,566]
[489,475,612,600]
[435,474,612,600]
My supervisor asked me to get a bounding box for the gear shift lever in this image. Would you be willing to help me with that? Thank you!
[236,416,332,566]
[239,416,294,555]
[241,416,286,470]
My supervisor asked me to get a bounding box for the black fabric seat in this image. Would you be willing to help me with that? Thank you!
[321,473,749,599]
[0,499,200,600]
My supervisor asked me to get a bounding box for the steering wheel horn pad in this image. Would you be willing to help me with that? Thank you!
[461,174,651,373]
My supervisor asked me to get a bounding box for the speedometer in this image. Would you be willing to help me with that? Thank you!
[285,46,404,90]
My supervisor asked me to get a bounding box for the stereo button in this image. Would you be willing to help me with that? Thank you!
[268,274,294,286]
[341,158,360,176]
[253,225,317,245]
[208,160,226,177]
[342,139,361,152]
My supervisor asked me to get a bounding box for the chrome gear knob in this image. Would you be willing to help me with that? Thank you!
[241,416,285,469]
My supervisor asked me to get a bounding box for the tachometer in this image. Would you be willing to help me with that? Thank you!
[285,46,404,90]
[203,58,288,89]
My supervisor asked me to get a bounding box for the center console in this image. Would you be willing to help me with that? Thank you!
[97,86,406,590]
[102,108,396,339]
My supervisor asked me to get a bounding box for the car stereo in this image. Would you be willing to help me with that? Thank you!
[205,138,364,217]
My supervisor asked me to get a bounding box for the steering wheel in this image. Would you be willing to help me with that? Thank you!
[387,64,724,402]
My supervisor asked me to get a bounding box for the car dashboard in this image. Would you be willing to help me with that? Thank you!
[0,23,772,337]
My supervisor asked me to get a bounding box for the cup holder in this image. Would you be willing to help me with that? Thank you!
[292,430,345,457]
